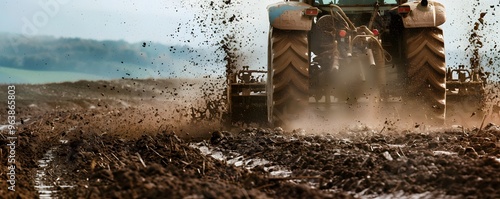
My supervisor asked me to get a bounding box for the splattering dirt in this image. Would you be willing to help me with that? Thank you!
[473,8,500,124]
[168,0,259,125]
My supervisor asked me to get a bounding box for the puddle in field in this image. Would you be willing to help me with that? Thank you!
[191,140,467,198]
[35,148,57,198]
[190,142,292,177]
[355,190,461,199]
[34,140,74,198]
[433,151,458,156]
[190,143,272,169]
[0,125,8,131]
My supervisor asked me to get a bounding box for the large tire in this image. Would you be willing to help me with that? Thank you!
[405,27,446,125]
[269,28,309,126]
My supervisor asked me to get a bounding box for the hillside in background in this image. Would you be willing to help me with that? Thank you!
[0,33,224,83]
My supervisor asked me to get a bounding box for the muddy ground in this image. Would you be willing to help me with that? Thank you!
[1,79,500,199]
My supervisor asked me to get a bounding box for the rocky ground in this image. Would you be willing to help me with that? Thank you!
[1,79,499,199]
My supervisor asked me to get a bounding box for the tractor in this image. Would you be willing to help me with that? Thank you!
[227,0,485,127]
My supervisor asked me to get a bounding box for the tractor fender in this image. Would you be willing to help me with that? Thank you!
[400,1,446,28]
[267,2,314,31]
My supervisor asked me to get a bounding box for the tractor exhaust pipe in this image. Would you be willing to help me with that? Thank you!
[333,41,340,71]
[366,48,376,67]
[333,56,340,71]
[357,48,375,82]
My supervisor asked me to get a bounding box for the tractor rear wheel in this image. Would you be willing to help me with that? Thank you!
[405,27,446,125]
[269,28,309,126]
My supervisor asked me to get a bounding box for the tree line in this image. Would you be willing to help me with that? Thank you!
[0,33,218,78]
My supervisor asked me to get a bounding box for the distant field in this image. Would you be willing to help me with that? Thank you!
[0,66,113,84]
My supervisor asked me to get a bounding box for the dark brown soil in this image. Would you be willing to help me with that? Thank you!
[1,79,499,199]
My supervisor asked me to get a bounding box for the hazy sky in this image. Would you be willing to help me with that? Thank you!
[0,0,273,45]
[1,0,499,67]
